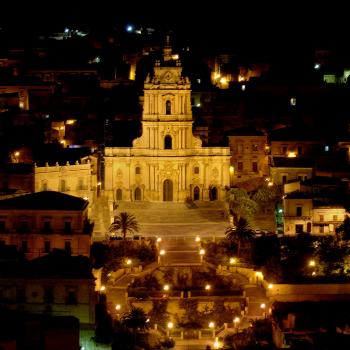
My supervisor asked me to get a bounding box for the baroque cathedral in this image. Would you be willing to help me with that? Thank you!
[104,44,231,202]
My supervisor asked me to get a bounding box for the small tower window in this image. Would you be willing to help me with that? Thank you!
[194,166,199,174]
[166,100,171,115]
[135,167,141,175]
[164,135,172,149]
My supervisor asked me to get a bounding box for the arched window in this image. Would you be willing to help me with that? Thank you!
[116,189,122,200]
[209,186,218,201]
[166,100,171,115]
[164,135,172,149]
[42,180,48,191]
[135,187,141,201]
[135,167,141,175]
[60,179,66,192]
[194,166,199,174]
[194,186,200,200]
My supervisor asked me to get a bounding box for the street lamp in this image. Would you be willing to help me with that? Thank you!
[195,235,200,242]
[209,321,215,338]
[100,285,106,292]
[158,249,165,264]
[199,249,205,262]
[167,322,173,336]
[230,257,238,272]
[126,259,132,265]
[233,316,240,333]
[309,260,316,267]
[163,284,170,291]
[115,304,121,319]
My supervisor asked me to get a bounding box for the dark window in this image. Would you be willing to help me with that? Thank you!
[43,221,51,233]
[194,186,200,200]
[0,221,5,231]
[44,287,54,303]
[20,221,29,232]
[135,167,141,175]
[116,189,122,200]
[296,206,302,216]
[252,144,258,152]
[209,187,218,201]
[21,241,28,252]
[64,241,71,255]
[333,215,338,221]
[296,224,303,233]
[237,162,243,171]
[42,182,48,191]
[297,146,303,155]
[282,175,287,184]
[307,222,312,233]
[164,135,172,149]
[320,225,325,234]
[319,215,324,222]
[64,221,71,233]
[44,241,51,253]
[66,290,77,304]
[194,166,199,174]
[282,146,288,154]
[16,288,26,303]
[252,162,258,172]
[166,100,171,115]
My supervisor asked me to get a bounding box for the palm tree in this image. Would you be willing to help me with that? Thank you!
[109,212,140,240]
[225,217,255,258]
[121,306,149,333]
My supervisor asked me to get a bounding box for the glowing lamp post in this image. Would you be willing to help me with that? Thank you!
[209,321,215,337]
[158,249,165,264]
[167,322,173,336]
[199,249,205,262]
[233,316,240,333]
[230,257,238,272]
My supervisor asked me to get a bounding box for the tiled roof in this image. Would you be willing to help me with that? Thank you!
[0,191,88,210]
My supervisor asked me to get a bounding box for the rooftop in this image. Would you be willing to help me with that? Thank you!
[0,191,88,211]
[272,157,314,168]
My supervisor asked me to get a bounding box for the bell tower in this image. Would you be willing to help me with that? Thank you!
[133,41,201,150]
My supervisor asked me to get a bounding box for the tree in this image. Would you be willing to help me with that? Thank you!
[225,218,255,258]
[109,212,140,240]
[120,306,149,333]
[252,183,282,212]
[336,215,350,240]
[226,188,258,225]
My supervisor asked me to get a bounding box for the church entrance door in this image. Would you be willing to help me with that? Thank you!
[163,179,173,201]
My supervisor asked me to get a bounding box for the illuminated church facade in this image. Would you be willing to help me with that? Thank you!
[104,45,231,202]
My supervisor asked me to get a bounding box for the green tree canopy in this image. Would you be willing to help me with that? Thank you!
[226,188,258,225]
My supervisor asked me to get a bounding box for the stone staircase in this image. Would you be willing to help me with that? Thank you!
[116,201,229,237]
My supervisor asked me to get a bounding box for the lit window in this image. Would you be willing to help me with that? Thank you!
[325,145,329,152]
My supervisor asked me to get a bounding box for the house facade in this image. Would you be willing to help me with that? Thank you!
[0,191,93,259]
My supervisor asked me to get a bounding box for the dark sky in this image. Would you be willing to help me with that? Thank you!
[0,1,346,51]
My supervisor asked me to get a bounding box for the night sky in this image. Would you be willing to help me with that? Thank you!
[0,1,346,51]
